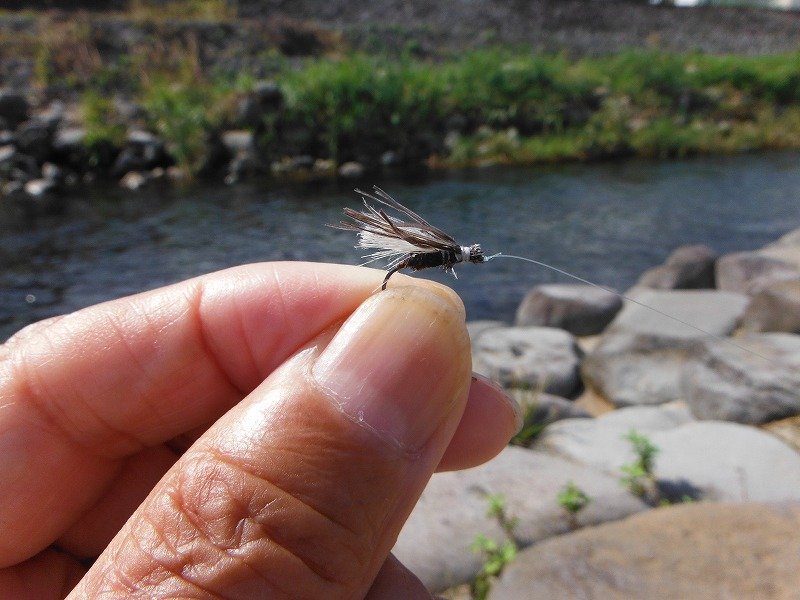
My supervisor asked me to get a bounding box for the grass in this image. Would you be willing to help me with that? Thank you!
[15,13,800,176]
[470,494,519,600]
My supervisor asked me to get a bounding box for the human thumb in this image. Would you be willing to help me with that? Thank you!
[70,285,472,599]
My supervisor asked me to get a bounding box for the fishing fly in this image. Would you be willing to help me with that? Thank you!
[333,185,780,364]
[332,186,490,290]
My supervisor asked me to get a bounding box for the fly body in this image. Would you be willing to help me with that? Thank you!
[333,186,486,289]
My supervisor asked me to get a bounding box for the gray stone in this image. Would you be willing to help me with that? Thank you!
[119,171,148,190]
[52,127,86,152]
[537,404,800,502]
[765,226,800,250]
[23,178,56,197]
[653,421,800,502]
[338,161,365,178]
[15,120,54,163]
[472,326,582,396]
[490,503,800,600]
[466,320,505,343]
[716,251,800,294]
[511,391,591,429]
[0,90,29,128]
[0,144,15,166]
[637,244,717,289]
[394,446,648,592]
[515,284,622,335]
[581,288,749,406]
[221,129,257,154]
[535,402,695,473]
[682,333,800,424]
[741,280,800,333]
[237,81,283,127]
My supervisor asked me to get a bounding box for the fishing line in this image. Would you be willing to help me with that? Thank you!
[487,253,776,364]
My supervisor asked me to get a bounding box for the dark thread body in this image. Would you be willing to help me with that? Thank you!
[380,245,485,290]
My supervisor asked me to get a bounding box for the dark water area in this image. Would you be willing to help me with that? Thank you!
[3,153,800,341]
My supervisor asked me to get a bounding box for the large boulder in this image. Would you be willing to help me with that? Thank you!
[637,244,717,289]
[682,333,800,424]
[393,446,647,592]
[581,289,749,406]
[490,503,800,600]
[471,326,583,396]
[716,251,800,295]
[514,284,622,336]
[740,280,800,333]
[0,90,29,129]
[536,404,800,502]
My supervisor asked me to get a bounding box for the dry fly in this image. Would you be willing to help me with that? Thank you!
[332,185,779,365]
[332,186,490,290]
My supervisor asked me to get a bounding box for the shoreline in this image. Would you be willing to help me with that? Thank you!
[3,6,800,200]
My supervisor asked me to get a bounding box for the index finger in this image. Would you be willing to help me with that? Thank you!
[0,262,381,565]
[2,262,380,454]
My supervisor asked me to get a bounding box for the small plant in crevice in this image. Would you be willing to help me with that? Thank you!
[557,480,591,530]
[620,429,661,505]
[470,494,519,600]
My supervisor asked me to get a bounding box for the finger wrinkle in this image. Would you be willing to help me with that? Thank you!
[192,278,254,398]
[184,448,360,588]
[162,481,333,599]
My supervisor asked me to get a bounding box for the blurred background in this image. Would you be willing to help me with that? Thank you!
[1,0,800,338]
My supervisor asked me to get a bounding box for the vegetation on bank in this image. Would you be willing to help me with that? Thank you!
[18,12,800,176]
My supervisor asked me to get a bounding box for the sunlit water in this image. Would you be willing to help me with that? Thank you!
[3,153,800,341]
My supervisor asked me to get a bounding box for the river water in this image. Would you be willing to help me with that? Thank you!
[3,153,800,341]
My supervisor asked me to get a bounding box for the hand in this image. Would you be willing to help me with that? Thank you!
[0,262,519,599]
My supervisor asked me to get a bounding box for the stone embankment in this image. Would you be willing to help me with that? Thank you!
[396,226,800,598]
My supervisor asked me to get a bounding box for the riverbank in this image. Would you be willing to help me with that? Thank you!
[3,4,800,199]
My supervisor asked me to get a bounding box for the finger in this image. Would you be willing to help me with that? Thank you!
[0,549,85,600]
[0,262,380,566]
[54,373,518,559]
[72,286,475,598]
[364,554,432,600]
[437,374,520,472]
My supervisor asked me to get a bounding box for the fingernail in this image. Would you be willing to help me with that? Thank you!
[312,287,469,453]
[472,373,524,434]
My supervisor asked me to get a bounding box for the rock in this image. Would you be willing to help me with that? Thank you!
[52,127,87,158]
[380,150,400,167]
[716,251,800,294]
[41,162,64,183]
[765,226,800,250]
[682,333,800,424]
[2,180,24,197]
[338,161,365,178]
[490,503,800,600]
[119,171,148,190]
[537,404,800,502]
[764,415,800,453]
[237,81,283,127]
[23,178,57,197]
[112,130,170,176]
[581,289,749,406]
[510,391,591,429]
[466,320,505,342]
[15,120,54,163]
[535,402,695,473]
[393,446,648,592]
[0,90,29,129]
[514,284,623,335]
[740,280,800,333]
[472,326,583,396]
[637,244,717,289]
[35,100,65,129]
[0,144,15,166]
[221,129,257,155]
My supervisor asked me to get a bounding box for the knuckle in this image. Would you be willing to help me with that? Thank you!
[132,450,371,597]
